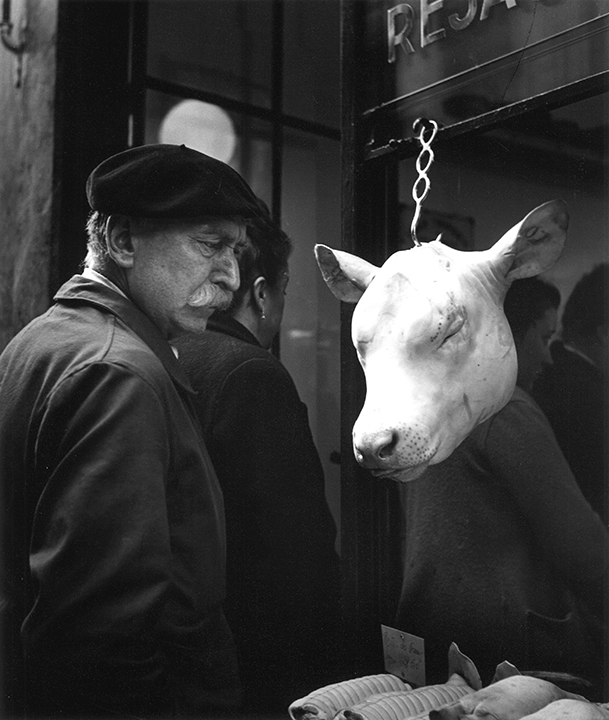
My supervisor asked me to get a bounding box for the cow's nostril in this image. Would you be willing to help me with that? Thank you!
[376,432,398,461]
[353,428,400,467]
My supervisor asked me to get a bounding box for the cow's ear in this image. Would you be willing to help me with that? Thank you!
[314,244,378,303]
[489,199,568,281]
[447,643,482,690]
[491,660,521,683]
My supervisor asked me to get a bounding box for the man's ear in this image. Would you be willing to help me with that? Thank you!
[106,215,135,269]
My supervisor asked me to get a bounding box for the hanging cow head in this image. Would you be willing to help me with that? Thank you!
[315,200,568,482]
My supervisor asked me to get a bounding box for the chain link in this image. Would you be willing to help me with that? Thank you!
[411,118,439,247]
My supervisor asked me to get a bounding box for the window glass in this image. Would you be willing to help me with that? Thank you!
[281,128,341,542]
[145,89,273,202]
[147,0,273,108]
[365,0,608,144]
[398,93,608,308]
[283,0,341,129]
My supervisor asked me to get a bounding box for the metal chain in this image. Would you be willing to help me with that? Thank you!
[411,118,439,247]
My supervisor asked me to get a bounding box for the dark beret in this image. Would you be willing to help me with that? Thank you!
[86,144,259,219]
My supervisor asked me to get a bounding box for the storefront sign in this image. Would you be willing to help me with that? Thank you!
[388,0,517,61]
[370,0,608,133]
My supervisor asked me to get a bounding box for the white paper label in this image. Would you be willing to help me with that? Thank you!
[381,625,425,687]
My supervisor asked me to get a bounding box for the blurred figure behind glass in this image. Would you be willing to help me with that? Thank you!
[533,264,608,524]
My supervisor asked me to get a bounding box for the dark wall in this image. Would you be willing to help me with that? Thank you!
[52,0,136,291]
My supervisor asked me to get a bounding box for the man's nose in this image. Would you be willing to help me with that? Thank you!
[542,344,553,366]
[212,247,240,292]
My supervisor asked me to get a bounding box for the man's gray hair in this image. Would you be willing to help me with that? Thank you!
[84,211,110,270]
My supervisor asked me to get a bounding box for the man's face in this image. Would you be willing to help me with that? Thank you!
[128,217,245,340]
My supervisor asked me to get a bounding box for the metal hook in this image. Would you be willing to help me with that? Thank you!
[1,24,25,54]
[411,118,438,247]
[1,0,26,55]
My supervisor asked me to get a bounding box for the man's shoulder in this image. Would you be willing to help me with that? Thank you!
[2,302,167,388]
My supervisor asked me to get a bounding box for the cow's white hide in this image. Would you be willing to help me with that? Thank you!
[315,200,568,482]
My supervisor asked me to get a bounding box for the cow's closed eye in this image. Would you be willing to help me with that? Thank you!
[440,315,465,347]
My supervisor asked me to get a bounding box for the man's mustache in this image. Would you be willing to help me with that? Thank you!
[187,282,233,310]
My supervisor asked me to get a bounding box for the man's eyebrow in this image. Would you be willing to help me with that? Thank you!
[189,229,238,244]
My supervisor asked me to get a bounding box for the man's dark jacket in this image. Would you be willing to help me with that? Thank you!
[0,276,239,718]
[176,314,341,711]
[533,340,607,524]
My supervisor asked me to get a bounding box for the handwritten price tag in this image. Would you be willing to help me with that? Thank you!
[381,625,425,687]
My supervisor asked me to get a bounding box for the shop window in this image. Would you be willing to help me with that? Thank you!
[281,128,342,527]
[147,0,273,108]
[365,0,609,148]
[283,0,341,127]
[397,93,608,304]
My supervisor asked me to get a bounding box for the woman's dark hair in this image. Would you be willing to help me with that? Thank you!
[230,198,292,309]
[561,264,608,343]
[503,276,561,341]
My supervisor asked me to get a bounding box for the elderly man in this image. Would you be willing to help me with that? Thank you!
[0,144,259,718]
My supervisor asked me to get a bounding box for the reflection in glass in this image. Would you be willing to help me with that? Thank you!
[283,0,341,129]
[159,100,237,164]
[146,90,273,204]
[366,0,609,144]
[147,0,273,108]
[281,128,341,542]
[397,95,607,311]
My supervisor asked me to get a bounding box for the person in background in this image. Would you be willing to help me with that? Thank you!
[533,264,608,524]
[394,277,608,697]
[176,202,342,713]
[0,144,260,718]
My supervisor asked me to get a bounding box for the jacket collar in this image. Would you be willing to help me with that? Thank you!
[207,312,262,348]
[54,275,196,395]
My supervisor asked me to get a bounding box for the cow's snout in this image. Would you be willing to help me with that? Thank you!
[352,417,438,482]
[353,428,398,467]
